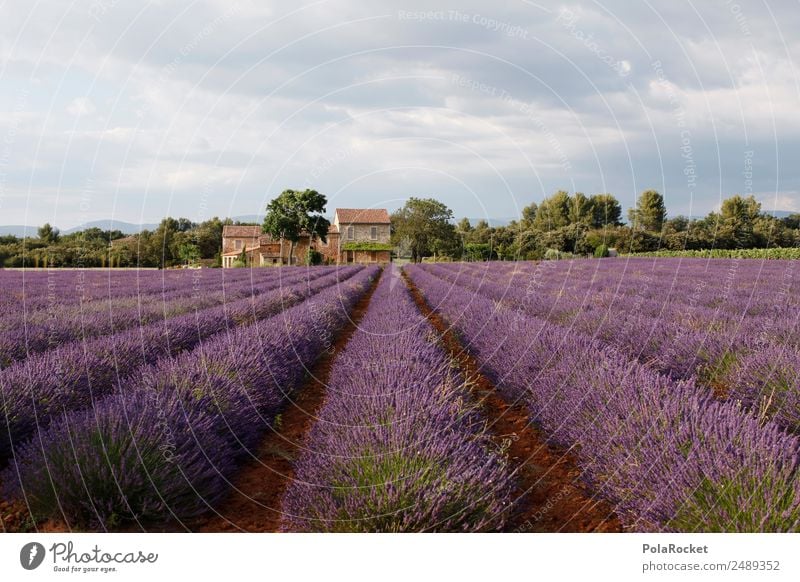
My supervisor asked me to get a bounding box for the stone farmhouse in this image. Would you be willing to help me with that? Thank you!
[221,208,391,267]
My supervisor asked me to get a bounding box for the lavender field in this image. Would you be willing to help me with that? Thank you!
[1,258,799,532]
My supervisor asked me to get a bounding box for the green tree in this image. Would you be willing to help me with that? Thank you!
[628,190,666,232]
[515,229,542,260]
[391,197,458,263]
[783,213,800,230]
[520,202,538,228]
[666,215,690,232]
[532,191,571,231]
[471,219,492,244]
[151,218,182,268]
[594,244,610,258]
[492,224,518,260]
[193,217,224,259]
[589,194,623,228]
[263,189,330,265]
[177,242,200,266]
[568,192,593,225]
[615,226,661,253]
[464,243,495,261]
[719,194,761,248]
[38,223,60,244]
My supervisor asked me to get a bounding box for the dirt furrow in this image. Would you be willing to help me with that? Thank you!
[402,270,621,533]
[196,270,383,532]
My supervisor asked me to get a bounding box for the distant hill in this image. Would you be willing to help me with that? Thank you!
[0,225,38,237]
[230,214,265,224]
[763,210,797,219]
[465,217,513,227]
[62,220,159,235]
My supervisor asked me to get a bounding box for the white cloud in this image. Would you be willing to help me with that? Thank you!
[1,0,800,226]
[66,97,96,117]
[759,192,799,212]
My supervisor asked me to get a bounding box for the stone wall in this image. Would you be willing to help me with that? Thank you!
[317,233,340,264]
[222,235,259,254]
[339,223,390,244]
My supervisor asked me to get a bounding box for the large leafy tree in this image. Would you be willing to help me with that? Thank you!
[532,191,571,231]
[263,189,330,265]
[193,217,225,260]
[520,202,538,228]
[589,193,623,228]
[719,194,760,248]
[568,192,594,225]
[150,217,196,268]
[391,197,457,263]
[38,223,60,244]
[628,189,666,232]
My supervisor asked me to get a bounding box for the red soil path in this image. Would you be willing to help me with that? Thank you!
[402,271,622,532]
[195,270,383,532]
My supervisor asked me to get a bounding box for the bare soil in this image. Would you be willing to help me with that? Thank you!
[195,270,382,532]
[402,271,622,532]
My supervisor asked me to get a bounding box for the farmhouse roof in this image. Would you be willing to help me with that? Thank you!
[335,208,391,225]
[222,225,262,238]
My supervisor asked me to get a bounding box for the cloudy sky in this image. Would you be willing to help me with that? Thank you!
[0,0,798,229]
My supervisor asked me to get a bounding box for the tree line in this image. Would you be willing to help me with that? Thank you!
[2,188,798,267]
[0,217,239,268]
[391,190,800,262]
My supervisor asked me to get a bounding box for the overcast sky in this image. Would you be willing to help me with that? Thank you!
[0,0,798,229]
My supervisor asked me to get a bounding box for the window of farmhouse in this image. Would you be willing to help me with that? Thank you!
[370,226,378,240]
[235,239,242,250]
[347,226,354,240]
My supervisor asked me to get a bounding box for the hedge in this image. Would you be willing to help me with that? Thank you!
[625,247,800,260]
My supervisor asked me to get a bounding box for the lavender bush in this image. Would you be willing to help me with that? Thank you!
[0,266,331,366]
[1,387,237,529]
[282,267,513,532]
[406,263,800,532]
[1,266,380,528]
[0,266,364,462]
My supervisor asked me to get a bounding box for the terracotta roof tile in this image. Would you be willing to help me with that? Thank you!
[222,225,262,238]
[335,208,390,225]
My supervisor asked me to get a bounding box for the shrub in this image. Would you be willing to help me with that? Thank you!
[544,248,574,260]
[306,249,323,266]
[624,247,800,260]
[421,256,452,263]
[727,346,800,431]
[594,244,610,258]
[1,388,236,529]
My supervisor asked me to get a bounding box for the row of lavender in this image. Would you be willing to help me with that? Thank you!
[281,268,513,532]
[439,259,800,338]
[0,268,266,331]
[442,259,800,317]
[0,266,332,367]
[0,266,363,462]
[406,264,800,531]
[423,260,800,432]
[1,267,380,529]
[0,268,264,313]
[430,259,800,344]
